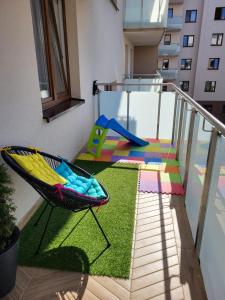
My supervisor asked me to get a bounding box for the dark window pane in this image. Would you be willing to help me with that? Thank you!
[168,8,173,18]
[208,58,220,70]
[162,59,169,69]
[185,10,197,23]
[183,35,188,46]
[48,0,68,94]
[215,7,225,20]
[211,33,223,46]
[164,34,171,45]
[180,81,189,92]
[31,0,50,99]
[205,81,216,92]
[181,59,192,70]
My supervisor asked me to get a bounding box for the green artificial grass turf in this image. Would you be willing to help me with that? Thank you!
[18,161,138,278]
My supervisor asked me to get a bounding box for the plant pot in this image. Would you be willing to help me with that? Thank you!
[0,226,20,298]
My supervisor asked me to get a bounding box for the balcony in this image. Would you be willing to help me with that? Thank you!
[123,0,169,46]
[123,73,163,92]
[169,0,184,4]
[158,68,178,80]
[7,82,225,299]
[92,81,225,299]
[158,43,180,56]
[167,16,183,31]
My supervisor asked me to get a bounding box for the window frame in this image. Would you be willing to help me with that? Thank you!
[168,8,173,18]
[180,58,192,70]
[185,10,197,23]
[164,34,171,45]
[162,59,169,70]
[214,7,225,20]
[183,35,194,47]
[109,0,119,11]
[31,0,71,110]
[211,33,223,46]
[180,81,189,92]
[208,58,220,70]
[204,81,216,92]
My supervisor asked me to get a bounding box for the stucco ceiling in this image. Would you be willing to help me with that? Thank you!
[124,29,164,46]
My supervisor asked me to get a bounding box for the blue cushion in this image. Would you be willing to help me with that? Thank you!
[55,162,106,198]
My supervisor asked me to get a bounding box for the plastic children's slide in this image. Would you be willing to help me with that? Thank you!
[87,115,149,157]
[96,115,149,147]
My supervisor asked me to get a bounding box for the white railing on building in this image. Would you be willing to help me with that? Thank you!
[167,16,183,31]
[159,69,178,80]
[123,0,168,29]
[158,43,180,56]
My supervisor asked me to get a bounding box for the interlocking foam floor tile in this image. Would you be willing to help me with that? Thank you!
[113,150,130,156]
[78,136,179,168]
[138,170,184,195]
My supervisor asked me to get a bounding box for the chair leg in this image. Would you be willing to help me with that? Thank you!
[59,209,89,247]
[35,206,54,255]
[90,207,111,247]
[33,202,48,227]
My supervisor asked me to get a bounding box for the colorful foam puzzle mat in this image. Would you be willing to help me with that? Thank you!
[77,136,177,165]
[138,170,185,196]
[77,136,184,196]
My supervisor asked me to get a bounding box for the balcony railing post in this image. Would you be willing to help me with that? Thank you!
[97,90,101,119]
[183,108,197,189]
[171,92,178,145]
[156,86,162,139]
[176,98,185,160]
[127,91,131,130]
[195,127,220,256]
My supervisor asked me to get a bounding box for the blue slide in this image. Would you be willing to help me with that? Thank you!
[96,115,149,147]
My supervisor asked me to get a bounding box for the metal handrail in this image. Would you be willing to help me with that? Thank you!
[124,73,161,79]
[96,81,225,137]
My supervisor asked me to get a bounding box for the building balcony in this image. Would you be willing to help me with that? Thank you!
[167,16,183,31]
[158,43,180,56]
[169,0,184,4]
[8,81,225,299]
[123,74,163,92]
[158,68,178,80]
[123,0,169,46]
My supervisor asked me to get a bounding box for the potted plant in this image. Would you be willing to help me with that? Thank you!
[0,163,20,298]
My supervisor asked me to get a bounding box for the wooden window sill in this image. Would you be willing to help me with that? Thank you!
[43,98,85,122]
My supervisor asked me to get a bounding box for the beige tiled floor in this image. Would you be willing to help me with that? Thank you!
[5,193,207,300]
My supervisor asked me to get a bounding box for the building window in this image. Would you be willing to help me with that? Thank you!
[180,81,189,92]
[222,105,225,114]
[183,35,194,47]
[211,33,223,46]
[31,0,71,110]
[168,8,173,18]
[164,34,171,45]
[185,10,197,23]
[162,85,168,92]
[162,59,169,70]
[205,81,216,92]
[215,7,225,20]
[208,58,220,70]
[181,59,192,70]
[203,104,213,113]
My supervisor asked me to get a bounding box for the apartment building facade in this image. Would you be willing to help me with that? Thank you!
[158,0,225,122]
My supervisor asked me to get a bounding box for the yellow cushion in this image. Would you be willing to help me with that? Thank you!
[10,153,67,186]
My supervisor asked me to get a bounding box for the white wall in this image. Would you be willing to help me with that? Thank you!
[0,0,124,222]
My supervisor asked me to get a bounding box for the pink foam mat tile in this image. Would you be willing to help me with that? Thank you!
[138,170,184,196]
